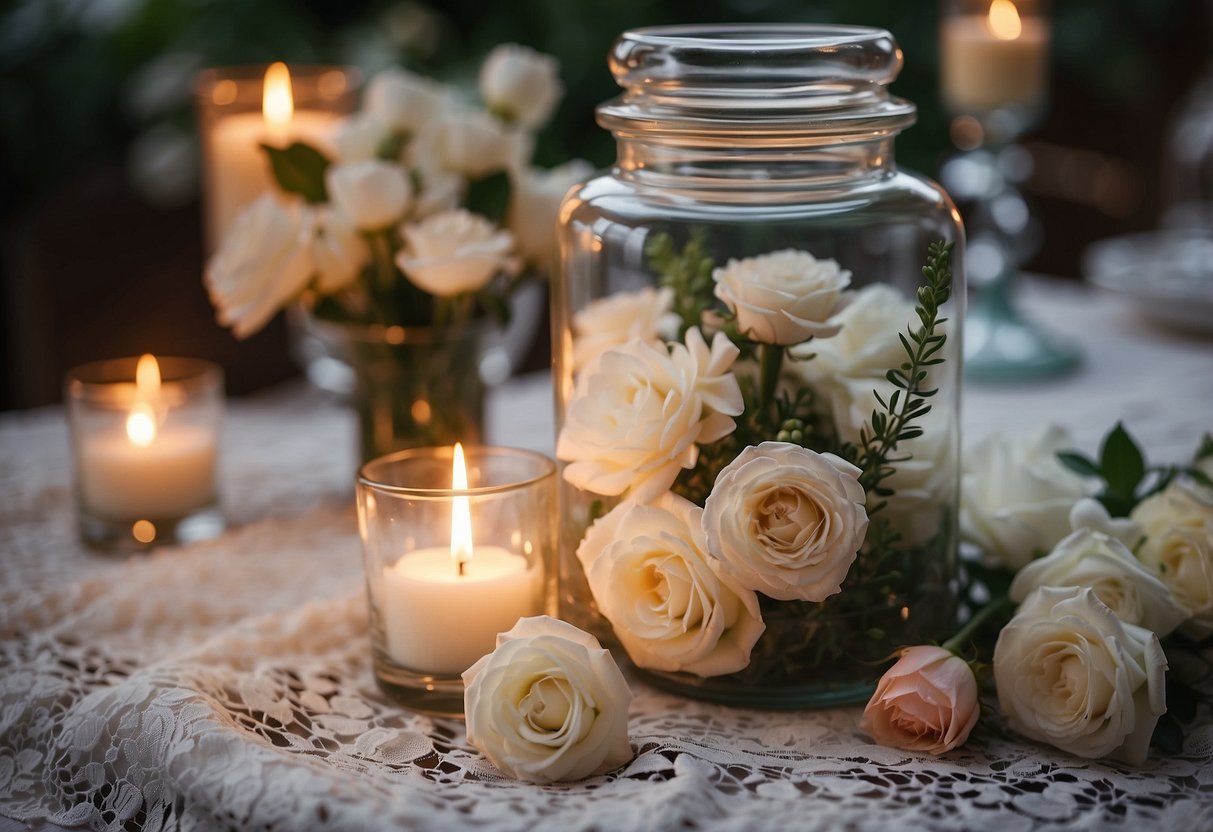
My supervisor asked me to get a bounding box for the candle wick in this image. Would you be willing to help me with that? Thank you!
[458,559,466,577]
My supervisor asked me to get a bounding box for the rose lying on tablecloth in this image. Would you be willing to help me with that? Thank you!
[463,616,633,784]
[862,424,1213,763]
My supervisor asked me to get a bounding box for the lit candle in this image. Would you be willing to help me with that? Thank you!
[75,355,218,521]
[201,62,343,250]
[380,443,539,675]
[941,0,1049,115]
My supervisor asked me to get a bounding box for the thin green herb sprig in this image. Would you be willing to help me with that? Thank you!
[850,240,954,511]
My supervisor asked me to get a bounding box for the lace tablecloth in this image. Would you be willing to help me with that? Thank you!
[3,280,1213,831]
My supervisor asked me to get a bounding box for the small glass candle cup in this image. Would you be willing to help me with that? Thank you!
[357,445,556,717]
[66,356,225,551]
[194,63,360,252]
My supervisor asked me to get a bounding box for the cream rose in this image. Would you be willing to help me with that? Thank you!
[557,328,744,503]
[309,207,367,293]
[396,209,519,297]
[332,112,390,163]
[1068,497,1144,550]
[577,493,765,676]
[1133,481,1213,639]
[205,194,313,339]
[479,43,564,129]
[325,160,412,231]
[365,67,450,133]
[712,248,850,345]
[993,586,1167,764]
[1009,528,1188,637]
[509,160,594,271]
[410,108,532,179]
[960,426,1098,570]
[571,286,681,373]
[860,645,980,755]
[462,616,633,783]
[703,442,868,602]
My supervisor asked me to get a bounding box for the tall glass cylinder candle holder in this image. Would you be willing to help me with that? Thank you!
[357,445,556,717]
[66,356,224,551]
[554,25,964,708]
[194,63,360,252]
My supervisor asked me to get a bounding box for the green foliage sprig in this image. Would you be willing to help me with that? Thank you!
[1057,423,1213,517]
[848,240,954,510]
[645,231,717,339]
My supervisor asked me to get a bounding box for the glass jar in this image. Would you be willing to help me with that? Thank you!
[553,25,965,707]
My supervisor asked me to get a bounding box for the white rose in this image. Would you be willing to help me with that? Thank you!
[396,209,519,297]
[960,426,1098,570]
[557,328,744,503]
[1009,527,1188,637]
[462,616,633,784]
[1133,481,1213,639]
[703,442,868,602]
[205,194,313,339]
[712,248,851,345]
[577,493,765,676]
[410,108,532,179]
[309,207,367,293]
[364,67,450,133]
[790,284,926,438]
[326,160,412,231]
[509,160,594,271]
[994,586,1167,765]
[1068,497,1144,549]
[412,168,464,219]
[333,112,390,163]
[571,286,681,374]
[479,43,564,129]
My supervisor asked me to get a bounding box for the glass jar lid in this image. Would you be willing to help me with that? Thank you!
[599,25,916,141]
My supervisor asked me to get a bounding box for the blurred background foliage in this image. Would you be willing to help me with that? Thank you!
[0,0,1209,407]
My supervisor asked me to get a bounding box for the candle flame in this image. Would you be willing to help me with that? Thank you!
[988,0,1023,40]
[136,353,161,397]
[451,442,473,574]
[262,62,294,130]
[126,403,156,447]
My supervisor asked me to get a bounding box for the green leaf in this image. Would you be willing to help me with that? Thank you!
[464,170,511,224]
[261,142,330,203]
[1195,432,1213,462]
[1100,422,1146,498]
[377,130,409,161]
[1056,450,1102,479]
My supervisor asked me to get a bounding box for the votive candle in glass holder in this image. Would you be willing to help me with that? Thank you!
[357,444,555,717]
[66,355,224,551]
[194,62,360,252]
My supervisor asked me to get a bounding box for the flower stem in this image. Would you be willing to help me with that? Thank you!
[759,344,784,411]
[370,231,396,295]
[942,594,1014,656]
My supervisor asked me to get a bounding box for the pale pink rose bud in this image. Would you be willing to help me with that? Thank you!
[860,645,979,755]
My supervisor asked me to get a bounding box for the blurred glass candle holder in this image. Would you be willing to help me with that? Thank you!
[357,444,555,717]
[194,62,359,252]
[66,355,225,551]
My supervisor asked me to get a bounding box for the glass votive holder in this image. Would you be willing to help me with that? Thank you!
[357,445,556,717]
[194,63,360,252]
[66,355,225,551]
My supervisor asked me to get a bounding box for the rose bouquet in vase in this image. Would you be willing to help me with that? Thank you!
[204,45,591,462]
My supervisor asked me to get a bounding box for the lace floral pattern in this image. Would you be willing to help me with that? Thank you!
[3,380,1213,831]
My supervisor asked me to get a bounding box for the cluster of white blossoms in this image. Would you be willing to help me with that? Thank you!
[961,427,1213,763]
[206,44,591,338]
[558,248,886,678]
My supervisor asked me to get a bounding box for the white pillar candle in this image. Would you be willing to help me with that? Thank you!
[202,63,342,250]
[381,547,539,675]
[74,355,218,520]
[77,428,217,519]
[941,0,1048,114]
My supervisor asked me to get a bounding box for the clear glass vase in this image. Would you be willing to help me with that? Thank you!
[553,25,966,707]
[299,312,485,464]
